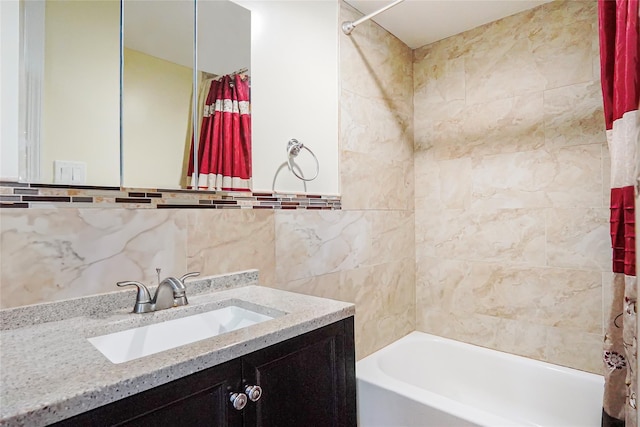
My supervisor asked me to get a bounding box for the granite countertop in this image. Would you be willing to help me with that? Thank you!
[0,271,354,427]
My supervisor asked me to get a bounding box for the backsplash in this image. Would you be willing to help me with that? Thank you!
[0,182,341,210]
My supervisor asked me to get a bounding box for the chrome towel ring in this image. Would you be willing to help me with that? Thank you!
[287,139,319,181]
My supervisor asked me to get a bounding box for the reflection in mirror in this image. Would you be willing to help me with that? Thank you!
[189,0,251,191]
[122,0,251,191]
[122,0,195,189]
[20,0,120,186]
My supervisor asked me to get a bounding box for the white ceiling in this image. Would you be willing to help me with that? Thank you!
[343,0,553,49]
[124,0,250,76]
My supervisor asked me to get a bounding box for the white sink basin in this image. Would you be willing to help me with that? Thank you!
[88,305,276,364]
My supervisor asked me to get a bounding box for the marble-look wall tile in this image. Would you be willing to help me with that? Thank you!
[274,210,414,284]
[426,94,545,159]
[274,210,369,283]
[340,3,413,102]
[461,263,601,333]
[546,208,611,271]
[273,257,415,360]
[413,57,465,117]
[340,89,413,163]
[0,208,187,308]
[544,81,606,148]
[543,327,603,374]
[465,38,547,104]
[340,150,413,211]
[434,208,546,266]
[439,158,472,210]
[186,210,275,286]
[413,1,604,372]
[471,145,602,209]
[531,1,596,85]
[416,257,601,334]
[269,270,355,304]
[351,258,415,359]
[366,210,415,266]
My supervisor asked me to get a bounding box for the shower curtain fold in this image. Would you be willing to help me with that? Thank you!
[188,73,252,191]
[599,1,639,426]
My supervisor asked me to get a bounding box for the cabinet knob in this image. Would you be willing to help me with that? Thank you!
[229,392,248,410]
[244,385,262,402]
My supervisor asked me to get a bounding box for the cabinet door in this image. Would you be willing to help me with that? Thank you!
[52,359,244,427]
[241,318,356,427]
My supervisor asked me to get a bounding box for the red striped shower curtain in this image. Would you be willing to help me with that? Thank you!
[600,1,639,426]
[188,73,252,191]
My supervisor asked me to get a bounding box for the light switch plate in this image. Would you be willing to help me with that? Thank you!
[54,161,86,185]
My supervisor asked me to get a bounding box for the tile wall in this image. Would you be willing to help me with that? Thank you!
[0,2,415,360]
[413,0,607,373]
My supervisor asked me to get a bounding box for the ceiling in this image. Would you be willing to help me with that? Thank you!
[343,0,553,49]
[124,0,250,76]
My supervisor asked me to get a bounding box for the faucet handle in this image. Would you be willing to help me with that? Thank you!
[117,281,153,313]
[179,272,200,283]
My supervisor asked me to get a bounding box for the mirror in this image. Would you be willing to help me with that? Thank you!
[122,0,196,189]
[20,0,121,186]
[7,0,339,194]
[122,0,251,190]
[15,0,251,190]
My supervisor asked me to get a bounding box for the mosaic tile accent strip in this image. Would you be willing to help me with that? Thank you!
[0,182,341,210]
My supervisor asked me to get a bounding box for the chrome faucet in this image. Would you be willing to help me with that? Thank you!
[117,272,200,313]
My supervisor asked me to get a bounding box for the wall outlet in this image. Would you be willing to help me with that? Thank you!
[54,161,86,185]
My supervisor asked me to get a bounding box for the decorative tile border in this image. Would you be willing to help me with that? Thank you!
[0,182,341,210]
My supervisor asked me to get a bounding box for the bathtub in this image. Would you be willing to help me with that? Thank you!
[356,332,604,427]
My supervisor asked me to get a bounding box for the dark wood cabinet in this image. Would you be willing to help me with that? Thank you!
[51,317,355,427]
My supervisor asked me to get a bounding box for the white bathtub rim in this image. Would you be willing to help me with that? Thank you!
[362,331,603,381]
[356,331,604,427]
[357,376,523,427]
[357,356,526,427]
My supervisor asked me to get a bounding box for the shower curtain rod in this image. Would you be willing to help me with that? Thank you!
[342,0,405,35]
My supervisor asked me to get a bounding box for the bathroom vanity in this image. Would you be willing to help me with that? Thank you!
[0,271,356,426]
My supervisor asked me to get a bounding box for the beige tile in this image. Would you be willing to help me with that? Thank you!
[186,209,275,286]
[464,263,602,333]
[340,3,412,102]
[416,257,601,334]
[0,208,187,308]
[353,258,415,359]
[416,308,501,351]
[438,157,472,210]
[544,81,606,148]
[274,210,369,283]
[433,208,546,266]
[414,201,451,260]
[543,0,598,23]
[471,145,603,209]
[340,89,413,163]
[461,4,544,50]
[465,37,546,104]
[530,8,594,90]
[546,208,611,271]
[414,100,467,152]
[428,94,545,160]
[494,318,549,362]
[592,21,601,81]
[414,149,441,202]
[365,210,415,266]
[340,150,413,211]
[413,57,465,110]
[544,327,603,374]
[270,270,355,304]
